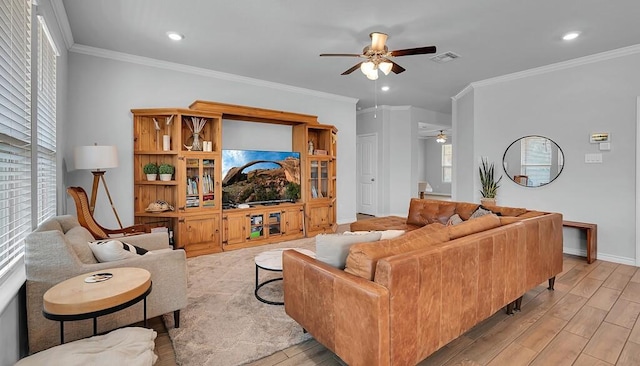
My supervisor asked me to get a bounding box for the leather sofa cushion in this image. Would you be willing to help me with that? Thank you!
[406,199,457,226]
[454,202,480,220]
[350,216,414,232]
[499,216,521,225]
[483,204,528,217]
[448,214,501,240]
[518,210,547,219]
[345,223,448,280]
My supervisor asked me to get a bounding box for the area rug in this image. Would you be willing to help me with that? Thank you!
[163,237,315,366]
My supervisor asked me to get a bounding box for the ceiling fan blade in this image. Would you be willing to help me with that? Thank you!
[370,32,388,52]
[390,46,437,57]
[320,53,363,57]
[390,61,406,74]
[341,62,363,75]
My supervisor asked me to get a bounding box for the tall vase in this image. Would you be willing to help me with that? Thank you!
[192,133,202,151]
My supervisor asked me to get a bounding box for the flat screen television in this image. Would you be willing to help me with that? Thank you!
[221,149,301,207]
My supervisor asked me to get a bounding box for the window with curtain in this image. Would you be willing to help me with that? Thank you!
[0,0,32,280]
[442,144,452,183]
[36,15,57,224]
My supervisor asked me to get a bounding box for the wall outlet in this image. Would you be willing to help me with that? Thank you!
[585,153,603,163]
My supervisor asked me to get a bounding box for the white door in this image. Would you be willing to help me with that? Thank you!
[357,134,378,216]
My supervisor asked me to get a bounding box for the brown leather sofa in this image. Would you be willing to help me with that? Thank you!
[283,199,563,366]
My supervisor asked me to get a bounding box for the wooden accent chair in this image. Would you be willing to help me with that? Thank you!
[66,186,150,239]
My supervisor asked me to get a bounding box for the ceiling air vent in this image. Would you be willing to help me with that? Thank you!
[430,51,460,63]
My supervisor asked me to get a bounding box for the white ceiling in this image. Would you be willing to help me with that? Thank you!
[61,0,640,114]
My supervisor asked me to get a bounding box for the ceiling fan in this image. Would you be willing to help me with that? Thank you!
[424,130,448,143]
[320,32,436,80]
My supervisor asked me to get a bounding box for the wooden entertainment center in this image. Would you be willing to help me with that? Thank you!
[131,100,337,257]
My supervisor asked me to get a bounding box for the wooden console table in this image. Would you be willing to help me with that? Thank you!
[563,220,597,264]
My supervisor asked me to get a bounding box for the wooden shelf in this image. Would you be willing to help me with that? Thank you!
[135,180,178,185]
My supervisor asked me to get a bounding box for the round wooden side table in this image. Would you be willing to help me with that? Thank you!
[43,267,152,343]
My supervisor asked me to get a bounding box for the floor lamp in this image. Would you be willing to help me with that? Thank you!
[74,144,123,228]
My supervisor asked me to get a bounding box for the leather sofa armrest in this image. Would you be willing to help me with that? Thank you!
[283,250,391,366]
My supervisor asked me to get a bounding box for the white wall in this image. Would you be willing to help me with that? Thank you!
[64,49,358,226]
[454,48,640,264]
[452,89,475,202]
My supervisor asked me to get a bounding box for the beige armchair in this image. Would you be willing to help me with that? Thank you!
[25,215,187,354]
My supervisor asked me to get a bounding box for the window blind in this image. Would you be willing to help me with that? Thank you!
[520,136,552,186]
[36,15,56,224]
[0,0,32,279]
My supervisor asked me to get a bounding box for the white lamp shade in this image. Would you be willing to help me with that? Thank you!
[366,68,379,80]
[74,145,119,170]
[360,61,375,75]
[379,61,393,75]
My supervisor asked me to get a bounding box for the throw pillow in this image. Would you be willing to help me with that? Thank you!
[316,232,382,269]
[470,205,493,219]
[88,240,148,263]
[446,214,463,226]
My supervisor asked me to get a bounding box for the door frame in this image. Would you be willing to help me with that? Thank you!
[636,97,640,266]
[357,133,378,216]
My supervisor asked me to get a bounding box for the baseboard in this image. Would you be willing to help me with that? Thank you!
[563,247,636,266]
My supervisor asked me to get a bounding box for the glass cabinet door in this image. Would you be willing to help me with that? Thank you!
[249,214,264,240]
[184,157,216,210]
[268,212,281,236]
[185,158,200,209]
[202,159,215,207]
[309,159,330,199]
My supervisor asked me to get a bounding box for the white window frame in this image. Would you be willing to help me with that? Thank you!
[0,1,59,312]
[442,143,452,183]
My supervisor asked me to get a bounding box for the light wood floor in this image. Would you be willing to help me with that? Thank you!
[151,254,640,366]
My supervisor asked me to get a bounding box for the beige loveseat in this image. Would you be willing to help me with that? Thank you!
[283,199,563,366]
[25,215,188,353]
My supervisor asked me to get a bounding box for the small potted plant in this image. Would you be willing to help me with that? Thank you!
[479,157,502,206]
[159,163,175,181]
[143,163,158,181]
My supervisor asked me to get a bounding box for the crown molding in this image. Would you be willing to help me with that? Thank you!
[69,44,358,104]
[50,0,74,50]
[453,43,640,99]
[451,84,473,101]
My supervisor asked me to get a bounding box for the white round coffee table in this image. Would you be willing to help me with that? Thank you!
[254,248,315,305]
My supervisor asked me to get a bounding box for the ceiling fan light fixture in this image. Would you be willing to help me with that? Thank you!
[360,61,375,74]
[436,131,447,143]
[366,69,379,80]
[379,61,393,75]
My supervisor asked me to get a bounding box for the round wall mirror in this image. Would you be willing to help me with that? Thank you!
[503,135,564,187]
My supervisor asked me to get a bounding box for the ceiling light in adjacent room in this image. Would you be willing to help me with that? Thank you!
[381,86,390,92]
[562,31,580,41]
[166,31,184,41]
[436,131,447,144]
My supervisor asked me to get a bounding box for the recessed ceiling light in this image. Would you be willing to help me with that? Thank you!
[562,31,581,41]
[166,31,184,41]
[381,86,390,92]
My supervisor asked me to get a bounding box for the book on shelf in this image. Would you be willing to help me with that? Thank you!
[202,174,214,194]
[187,176,199,195]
